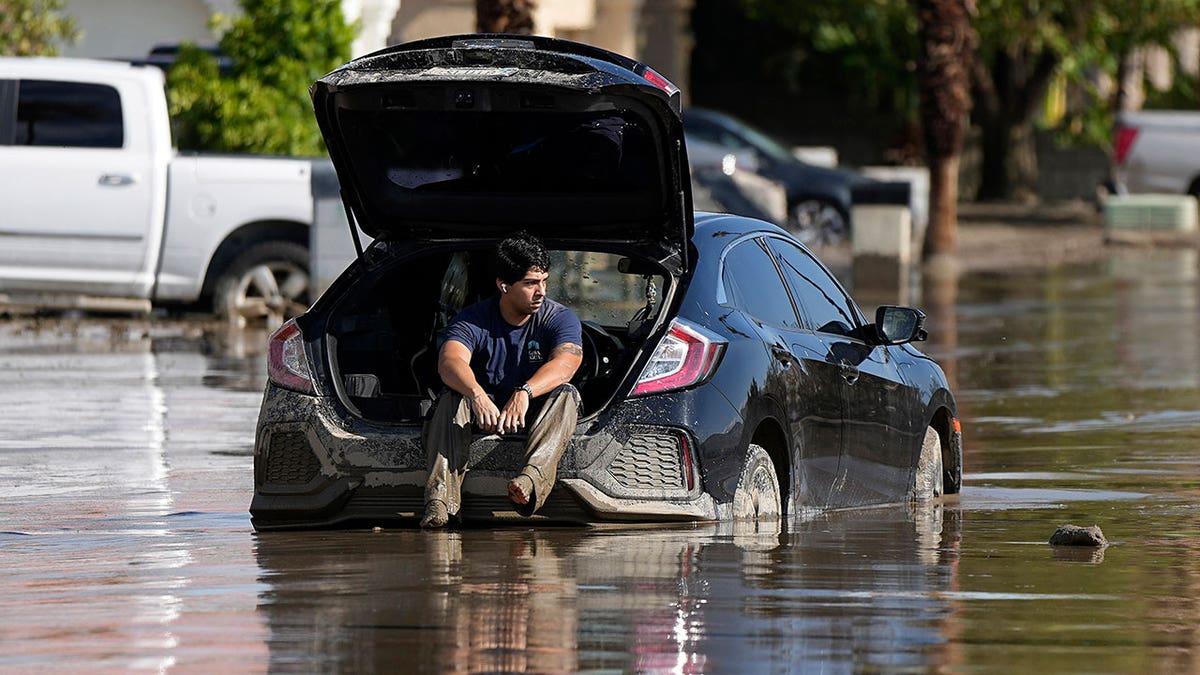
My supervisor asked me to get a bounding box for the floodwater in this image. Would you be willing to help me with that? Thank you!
[1,247,1198,673]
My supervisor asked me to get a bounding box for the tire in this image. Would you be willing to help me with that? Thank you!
[910,426,944,502]
[731,444,782,522]
[212,241,310,329]
[790,199,848,246]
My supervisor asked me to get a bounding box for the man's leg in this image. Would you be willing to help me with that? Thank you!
[422,390,473,527]
[508,384,580,515]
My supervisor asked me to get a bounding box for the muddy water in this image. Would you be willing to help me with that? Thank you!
[1,247,1198,672]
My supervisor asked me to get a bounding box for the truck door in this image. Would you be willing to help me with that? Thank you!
[0,76,162,298]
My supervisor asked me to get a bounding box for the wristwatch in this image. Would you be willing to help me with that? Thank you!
[518,383,535,400]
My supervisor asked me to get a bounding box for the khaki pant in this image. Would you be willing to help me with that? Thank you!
[423,384,580,517]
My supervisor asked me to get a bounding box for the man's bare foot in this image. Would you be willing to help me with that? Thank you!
[508,474,534,506]
[420,500,449,528]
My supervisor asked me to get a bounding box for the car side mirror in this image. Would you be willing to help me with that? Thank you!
[874,306,927,345]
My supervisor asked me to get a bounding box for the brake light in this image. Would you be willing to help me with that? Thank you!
[639,66,680,97]
[1113,125,1138,165]
[632,319,726,396]
[268,318,315,395]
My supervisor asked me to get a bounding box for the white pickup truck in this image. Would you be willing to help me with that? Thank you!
[0,57,313,325]
[1112,110,1200,197]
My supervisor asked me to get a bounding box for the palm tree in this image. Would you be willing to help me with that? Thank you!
[476,0,536,34]
[913,0,976,259]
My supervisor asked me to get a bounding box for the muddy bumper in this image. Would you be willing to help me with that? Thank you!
[251,385,718,530]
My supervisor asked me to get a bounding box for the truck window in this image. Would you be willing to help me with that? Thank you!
[15,80,123,148]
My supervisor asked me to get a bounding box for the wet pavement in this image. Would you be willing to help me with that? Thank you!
[1,246,1199,672]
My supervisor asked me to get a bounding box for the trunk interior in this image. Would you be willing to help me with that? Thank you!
[323,244,672,423]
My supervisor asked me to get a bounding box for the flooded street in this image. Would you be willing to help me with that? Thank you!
[2,247,1199,672]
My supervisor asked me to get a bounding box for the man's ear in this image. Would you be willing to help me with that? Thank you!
[497,278,507,293]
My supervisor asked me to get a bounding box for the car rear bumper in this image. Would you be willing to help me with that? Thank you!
[251,384,719,530]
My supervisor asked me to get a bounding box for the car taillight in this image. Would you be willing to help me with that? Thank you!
[639,65,680,97]
[268,318,314,395]
[1113,125,1138,165]
[631,319,726,397]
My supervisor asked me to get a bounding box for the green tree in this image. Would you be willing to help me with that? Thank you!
[0,0,78,56]
[167,0,357,156]
[734,0,1200,201]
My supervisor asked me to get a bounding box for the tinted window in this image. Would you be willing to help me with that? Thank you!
[767,238,859,335]
[721,240,799,330]
[335,103,662,230]
[15,80,123,148]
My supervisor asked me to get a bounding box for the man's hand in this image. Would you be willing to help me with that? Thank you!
[469,392,502,433]
[497,391,530,435]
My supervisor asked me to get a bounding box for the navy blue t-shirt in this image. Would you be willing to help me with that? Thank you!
[442,296,583,401]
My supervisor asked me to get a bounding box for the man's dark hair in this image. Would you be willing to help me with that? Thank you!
[495,231,551,284]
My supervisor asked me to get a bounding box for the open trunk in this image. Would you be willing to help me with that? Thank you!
[322,242,673,423]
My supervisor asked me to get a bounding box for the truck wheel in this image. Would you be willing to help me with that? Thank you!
[213,241,309,329]
[732,444,782,522]
[790,199,848,246]
[909,426,944,502]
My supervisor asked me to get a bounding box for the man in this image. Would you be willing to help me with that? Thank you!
[421,232,583,528]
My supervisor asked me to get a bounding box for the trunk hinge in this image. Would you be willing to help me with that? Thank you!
[340,192,365,260]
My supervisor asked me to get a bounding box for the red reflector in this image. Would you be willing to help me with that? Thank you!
[952,417,962,434]
[1113,126,1138,165]
[679,432,694,491]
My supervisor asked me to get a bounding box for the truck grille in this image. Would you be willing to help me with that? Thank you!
[265,431,320,484]
[609,432,684,490]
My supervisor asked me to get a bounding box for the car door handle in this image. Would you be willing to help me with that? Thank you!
[98,173,136,187]
[839,358,860,385]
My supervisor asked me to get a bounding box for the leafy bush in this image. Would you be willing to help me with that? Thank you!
[0,0,78,56]
[167,0,357,156]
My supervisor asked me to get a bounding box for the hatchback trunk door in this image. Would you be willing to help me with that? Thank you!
[311,35,693,273]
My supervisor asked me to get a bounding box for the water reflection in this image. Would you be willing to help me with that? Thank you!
[254,504,960,672]
[0,318,267,670]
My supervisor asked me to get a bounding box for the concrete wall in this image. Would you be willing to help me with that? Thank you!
[60,0,222,59]
[59,0,400,60]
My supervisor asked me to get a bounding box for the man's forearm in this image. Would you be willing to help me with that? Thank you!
[439,358,486,400]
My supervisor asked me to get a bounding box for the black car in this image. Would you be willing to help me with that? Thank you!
[683,107,871,245]
[250,35,961,530]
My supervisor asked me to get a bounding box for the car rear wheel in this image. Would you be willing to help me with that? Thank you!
[732,444,782,521]
[910,426,944,501]
[213,241,310,329]
[790,199,848,246]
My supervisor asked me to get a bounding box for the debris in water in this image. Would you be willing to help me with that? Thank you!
[1049,524,1107,547]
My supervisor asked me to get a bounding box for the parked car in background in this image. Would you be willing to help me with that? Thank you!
[1111,110,1200,196]
[0,57,312,325]
[250,35,962,530]
[683,107,871,245]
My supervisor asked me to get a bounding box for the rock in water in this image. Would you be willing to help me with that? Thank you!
[1049,524,1107,547]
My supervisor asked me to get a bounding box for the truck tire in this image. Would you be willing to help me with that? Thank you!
[731,444,782,522]
[790,198,848,246]
[213,241,309,329]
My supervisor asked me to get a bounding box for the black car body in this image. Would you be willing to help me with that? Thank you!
[683,107,872,245]
[250,35,961,530]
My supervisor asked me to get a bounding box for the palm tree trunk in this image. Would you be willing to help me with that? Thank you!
[913,0,976,259]
[476,0,537,34]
